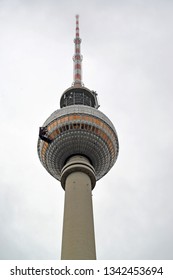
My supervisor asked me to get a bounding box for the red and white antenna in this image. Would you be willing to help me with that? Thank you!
[73,15,83,87]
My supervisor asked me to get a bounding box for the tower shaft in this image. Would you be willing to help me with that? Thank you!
[73,15,83,87]
[61,156,96,260]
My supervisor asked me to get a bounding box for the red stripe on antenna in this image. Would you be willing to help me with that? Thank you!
[73,15,83,87]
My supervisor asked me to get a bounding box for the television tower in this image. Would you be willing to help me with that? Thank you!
[37,15,119,260]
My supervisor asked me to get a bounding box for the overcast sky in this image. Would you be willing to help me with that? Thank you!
[0,0,173,260]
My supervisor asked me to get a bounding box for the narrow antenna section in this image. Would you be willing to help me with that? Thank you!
[73,15,83,87]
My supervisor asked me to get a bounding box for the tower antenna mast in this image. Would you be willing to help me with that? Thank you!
[73,15,83,87]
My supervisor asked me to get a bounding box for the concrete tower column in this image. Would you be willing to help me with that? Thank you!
[61,155,96,260]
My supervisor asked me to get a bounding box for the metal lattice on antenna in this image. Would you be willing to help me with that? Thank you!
[73,15,83,87]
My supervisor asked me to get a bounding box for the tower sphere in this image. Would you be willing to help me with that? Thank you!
[37,85,119,185]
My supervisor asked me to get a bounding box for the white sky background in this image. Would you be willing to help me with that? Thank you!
[0,0,173,260]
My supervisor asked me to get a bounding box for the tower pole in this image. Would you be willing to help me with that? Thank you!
[73,15,83,87]
[61,156,96,260]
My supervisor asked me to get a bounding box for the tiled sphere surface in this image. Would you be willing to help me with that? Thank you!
[37,105,119,181]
